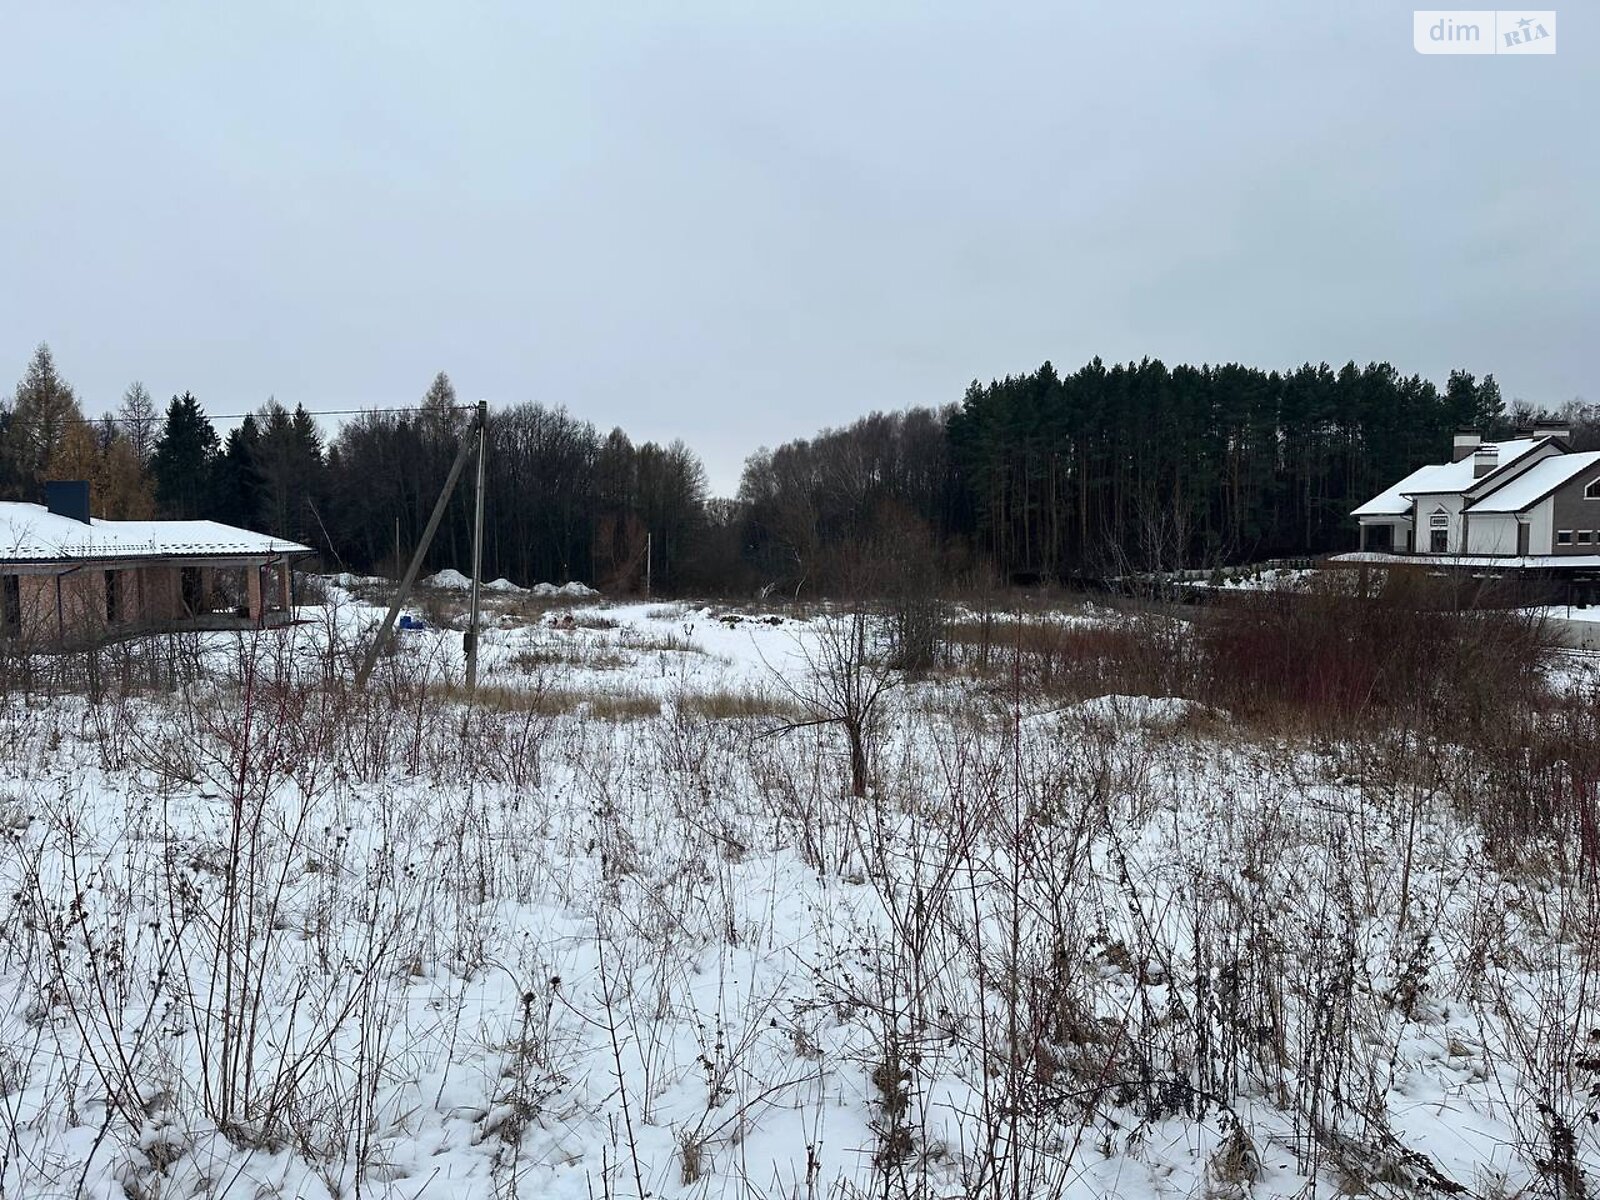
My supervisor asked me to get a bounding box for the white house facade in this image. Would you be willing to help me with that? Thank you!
[1348,425,1600,563]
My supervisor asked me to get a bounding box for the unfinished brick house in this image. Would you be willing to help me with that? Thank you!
[0,482,312,647]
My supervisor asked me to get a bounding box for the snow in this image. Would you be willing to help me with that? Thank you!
[1331,550,1600,568]
[1351,462,1449,517]
[1185,567,1315,591]
[1467,449,1600,513]
[0,501,310,560]
[1350,438,1547,516]
[1049,693,1225,727]
[1410,437,1545,494]
[423,569,598,598]
[0,584,1593,1198]
[330,571,390,588]
[1536,603,1600,624]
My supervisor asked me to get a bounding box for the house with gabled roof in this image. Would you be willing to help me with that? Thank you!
[1460,449,1600,558]
[1344,423,1600,566]
[1351,429,1564,555]
[0,481,312,647]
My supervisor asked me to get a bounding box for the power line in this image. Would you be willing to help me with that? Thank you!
[45,403,475,427]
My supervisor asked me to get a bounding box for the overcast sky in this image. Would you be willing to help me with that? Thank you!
[0,3,1591,493]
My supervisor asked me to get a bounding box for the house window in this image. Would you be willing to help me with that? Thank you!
[1430,529,1449,553]
[1557,530,1574,546]
[1581,531,1597,545]
[1586,478,1600,499]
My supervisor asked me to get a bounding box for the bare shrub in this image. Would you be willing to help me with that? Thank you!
[2,576,1595,1198]
[768,608,899,798]
[1191,572,1552,734]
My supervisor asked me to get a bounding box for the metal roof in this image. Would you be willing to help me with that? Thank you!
[0,503,312,564]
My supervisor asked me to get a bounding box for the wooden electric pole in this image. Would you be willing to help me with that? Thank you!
[465,399,488,695]
[355,403,486,691]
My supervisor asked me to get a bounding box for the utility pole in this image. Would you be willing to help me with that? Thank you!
[355,404,483,691]
[466,399,488,695]
[645,531,652,598]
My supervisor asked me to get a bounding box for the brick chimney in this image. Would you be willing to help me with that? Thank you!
[1452,430,1482,462]
[1473,444,1499,478]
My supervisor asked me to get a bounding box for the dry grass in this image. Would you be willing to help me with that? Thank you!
[943,616,1093,655]
[2,591,1596,1197]
[506,633,710,673]
[617,627,702,654]
[677,688,805,722]
[507,642,631,672]
[432,682,661,720]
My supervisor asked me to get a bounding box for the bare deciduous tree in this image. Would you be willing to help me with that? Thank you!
[767,608,898,797]
[116,381,159,466]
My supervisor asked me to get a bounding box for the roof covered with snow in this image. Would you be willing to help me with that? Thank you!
[0,503,312,564]
[1351,463,1442,517]
[1405,438,1545,494]
[1351,438,1546,516]
[1330,550,1600,568]
[1466,451,1600,514]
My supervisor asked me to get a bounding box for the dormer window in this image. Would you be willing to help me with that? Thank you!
[1586,477,1600,500]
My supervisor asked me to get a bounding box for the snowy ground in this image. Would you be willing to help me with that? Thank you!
[1184,568,1316,593]
[1535,604,1600,625]
[0,583,1595,1198]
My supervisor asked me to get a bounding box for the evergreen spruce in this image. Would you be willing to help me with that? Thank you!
[150,392,220,519]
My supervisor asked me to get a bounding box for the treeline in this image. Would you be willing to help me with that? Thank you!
[946,357,1514,576]
[0,346,712,591]
[737,358,1593,588]
[326,379,710,591]
[3,343,1589,594]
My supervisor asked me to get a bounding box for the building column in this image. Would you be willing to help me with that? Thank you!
[278,561,292,613]
[246,565,264,625]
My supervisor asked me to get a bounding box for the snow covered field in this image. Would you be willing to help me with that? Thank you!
[0,584,1596,1198]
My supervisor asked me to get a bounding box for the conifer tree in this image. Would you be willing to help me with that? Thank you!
[212,415,262,529]
[6,344,84,492]
[97,436,156,519]
[151,392,220,518]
